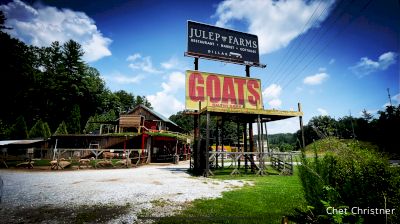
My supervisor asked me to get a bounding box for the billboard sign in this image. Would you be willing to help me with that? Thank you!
[187,21,260,66]
[185,70,263,110]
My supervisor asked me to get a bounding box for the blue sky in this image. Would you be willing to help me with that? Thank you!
[1,0,399,134]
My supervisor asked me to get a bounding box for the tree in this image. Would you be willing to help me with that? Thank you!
[169,111,194,134]
[361,109,373,122]
[54,121,68,135]
[84,110,117,134]
[114,90,135,112]
[66,104,81,134]
[9,116,29,139]
[134,95,152,109]
[29,119,51,139]
[0,10,11,31]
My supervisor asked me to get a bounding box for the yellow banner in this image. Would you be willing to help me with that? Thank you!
[185,70,263,110]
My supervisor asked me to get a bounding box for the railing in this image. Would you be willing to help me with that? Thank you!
[271,153,293,175]
[207,151,297,175]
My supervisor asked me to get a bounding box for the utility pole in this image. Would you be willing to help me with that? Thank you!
[349,110,356,140]
[387,88,392,106]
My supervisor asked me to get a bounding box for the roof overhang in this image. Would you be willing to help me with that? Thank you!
[198,106,303,122]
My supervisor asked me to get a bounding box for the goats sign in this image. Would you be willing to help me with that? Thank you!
[185,70,263,110]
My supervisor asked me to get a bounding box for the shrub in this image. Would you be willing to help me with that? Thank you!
[298,138,399,223]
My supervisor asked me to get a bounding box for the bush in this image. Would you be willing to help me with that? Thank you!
[298,138,399,223]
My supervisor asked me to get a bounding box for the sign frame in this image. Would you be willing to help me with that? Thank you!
[186,20,266,68]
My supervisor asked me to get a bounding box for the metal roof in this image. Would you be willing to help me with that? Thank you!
[0,139,45,146]
[128,104,180,128]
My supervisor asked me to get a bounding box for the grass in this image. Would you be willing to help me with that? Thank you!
[151,167,306,224]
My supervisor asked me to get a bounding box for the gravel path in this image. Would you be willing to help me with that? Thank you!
[0,162,248,223]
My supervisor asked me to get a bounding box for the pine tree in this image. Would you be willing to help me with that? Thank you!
[9,116,29,139]
[66,104,81,134]
[54,121,68,135]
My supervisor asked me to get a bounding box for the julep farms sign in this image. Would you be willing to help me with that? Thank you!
[185,70,263,110]
[187,21,260,65]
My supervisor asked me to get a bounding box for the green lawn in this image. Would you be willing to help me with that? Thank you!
[152,167,306,224]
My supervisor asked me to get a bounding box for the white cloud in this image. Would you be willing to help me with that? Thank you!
[126,54,161,74]
[317,108,328,116]
[147,92,185,118]
[262,83,282,99]
[383,93,400,108]
[266,118,300,134]
[393,93,400,104]
[0,0,112,62]
[349,51,398,77]
[102,72,144,84]
[262,84,282,108]
[303,72,329,85]
[269,99,282,108]
[214,0,335,54]
[329,58,335,65]
[126,53,141,62]
[147,72,185,117]
[161,56,184,70]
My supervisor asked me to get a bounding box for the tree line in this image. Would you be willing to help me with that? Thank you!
[258,105,399,156]
[0,11,151,139]
[170,105,399,157]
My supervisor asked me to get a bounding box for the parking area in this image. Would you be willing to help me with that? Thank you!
[0,161,248,223]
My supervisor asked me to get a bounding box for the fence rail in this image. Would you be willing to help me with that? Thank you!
[207,151,297,175]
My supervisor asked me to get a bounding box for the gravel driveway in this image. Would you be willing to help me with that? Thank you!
[0,161,248,223]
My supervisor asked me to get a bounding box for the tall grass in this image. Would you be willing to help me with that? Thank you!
[297,138,400,223]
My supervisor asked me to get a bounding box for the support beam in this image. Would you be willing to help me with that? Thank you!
[237,119,241,169]
[204,111,211,177]
[194,57,199,70]
[243,122,248,172]
[221,117,224,169]
[298,103,306,149]
[264,122,270,153]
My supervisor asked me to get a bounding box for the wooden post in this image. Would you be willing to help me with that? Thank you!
[237,119,241,169]
[298,103,306,149]
[264,122,270,153]
[196,101,202,173]
[204,111,210,177]
[249,122,254,171]
[260,119,264,153]
[221,118,224,169]
[194,57,199,70]
[257,115,262,171]
[215,117,219,169]
[257,115,262,153]
[243,122,248,172]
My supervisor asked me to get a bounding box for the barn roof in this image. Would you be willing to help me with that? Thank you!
[127,104,180,128]
[0,139,45,146]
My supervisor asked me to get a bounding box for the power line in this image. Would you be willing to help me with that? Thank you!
[271,0,341,86]
[281,0,374,91]
[276,0,355,87]
[267,0,326,84]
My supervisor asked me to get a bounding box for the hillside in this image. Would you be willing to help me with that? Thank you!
[303,137,379,155]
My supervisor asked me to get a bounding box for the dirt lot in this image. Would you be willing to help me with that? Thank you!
[0,161,248,223]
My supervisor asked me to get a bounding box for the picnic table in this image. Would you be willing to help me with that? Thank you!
[16,160,34,169]
[50,160,71,170]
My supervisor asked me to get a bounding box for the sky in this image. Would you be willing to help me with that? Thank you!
[1,0,399,134]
